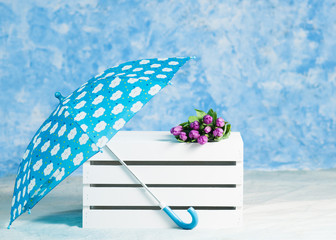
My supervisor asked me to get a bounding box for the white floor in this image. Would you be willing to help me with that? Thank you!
[1,169,335,240]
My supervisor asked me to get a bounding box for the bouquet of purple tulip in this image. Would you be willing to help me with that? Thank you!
[170,109,231,145]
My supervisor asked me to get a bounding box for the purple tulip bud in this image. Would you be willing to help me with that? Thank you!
[216,117,225,127]
[203,115,213,124]
[189,130,200,139]
[170,126,183,136]
[170,127,174,134]
[197,135,208,145]
[204,126,212,134]
[213,128,224,137]
[179,132,187,141]
[190,121,200,130]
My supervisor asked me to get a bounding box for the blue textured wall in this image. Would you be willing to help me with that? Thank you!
[0,0,335,175]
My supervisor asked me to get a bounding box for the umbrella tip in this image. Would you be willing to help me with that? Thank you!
[55,92,64,102]
[28,209,31,214]
[7,223,11,229]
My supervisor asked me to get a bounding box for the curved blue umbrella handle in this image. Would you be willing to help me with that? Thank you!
[162,206,198,230]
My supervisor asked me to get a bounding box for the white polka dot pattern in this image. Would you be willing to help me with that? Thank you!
[93,107,105,118]
[9,57,191,225]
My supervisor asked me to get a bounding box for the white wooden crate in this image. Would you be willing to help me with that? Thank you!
[83,131,243,229]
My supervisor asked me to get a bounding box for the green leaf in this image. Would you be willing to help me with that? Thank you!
[225,124,231,134]
[179,122,189,128]
[221,131,231,140]
[207,109,214,117]
[207,109,217,122]
[177,139,185,143]
[217,124,231,141]
[195,109,207,119]
[213,111,217,122]
[222,124,227,135]
[184,129,191,134]
[188,116,199,123]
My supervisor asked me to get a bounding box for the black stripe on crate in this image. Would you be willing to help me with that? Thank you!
[90,206,236,210]
[90,161,236,166]
[89,184,237,188]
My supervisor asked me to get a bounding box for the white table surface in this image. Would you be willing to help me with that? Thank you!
[1,169,335,239]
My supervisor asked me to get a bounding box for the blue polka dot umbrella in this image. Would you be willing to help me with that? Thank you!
[9,57,199,230]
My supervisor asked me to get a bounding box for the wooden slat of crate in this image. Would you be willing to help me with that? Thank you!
[83,185,243,206]
[89,131,243,162]
[83,163,243,185]
[83,208,242,229]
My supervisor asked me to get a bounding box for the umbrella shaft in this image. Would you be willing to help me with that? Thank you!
[104,146,165,209]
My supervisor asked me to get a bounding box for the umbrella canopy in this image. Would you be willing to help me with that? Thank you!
[9,57,193,227]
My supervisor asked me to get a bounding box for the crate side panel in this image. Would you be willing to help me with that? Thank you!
[83,185,243,206]
[93,131,244,161]
[83,209,242,229]
[83,164,243,185]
